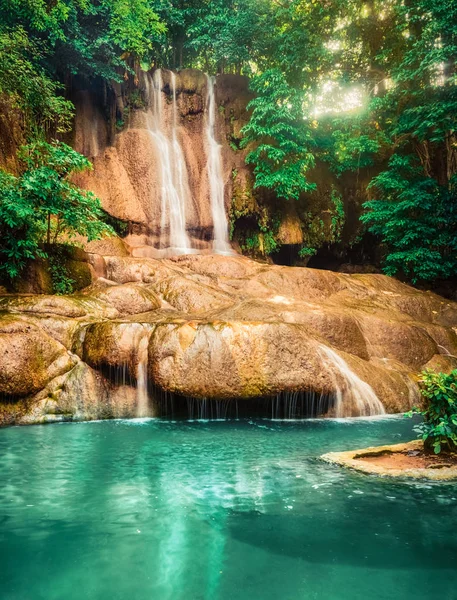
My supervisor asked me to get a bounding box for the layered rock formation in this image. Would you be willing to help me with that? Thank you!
[1,248,456,425]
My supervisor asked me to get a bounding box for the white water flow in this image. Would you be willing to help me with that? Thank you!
[205,75,232,254]
[136,328,151,418]
[145,69,191,253]
[319,346,385,417]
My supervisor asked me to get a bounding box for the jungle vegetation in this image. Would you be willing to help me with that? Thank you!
[0,0,456,284]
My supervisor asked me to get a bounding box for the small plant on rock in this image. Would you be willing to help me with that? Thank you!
[407,370,457,454]
[48,246,75,295]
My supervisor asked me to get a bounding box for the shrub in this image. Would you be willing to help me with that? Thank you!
[0,140,113,279]
[362,156,457,284]
[407,370,457,454]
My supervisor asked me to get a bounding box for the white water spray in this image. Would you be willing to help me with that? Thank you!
[205,75,232,254]
[144,69,192,253]
[319,346,385,417]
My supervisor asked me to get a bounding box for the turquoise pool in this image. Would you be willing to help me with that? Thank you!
[1,416,456,599]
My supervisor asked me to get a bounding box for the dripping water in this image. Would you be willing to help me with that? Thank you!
[205,75,232,254]
[270,390,335,419]
[319,346,385,417]
[153,389,335,420]
[144,69,192,253]
[186,397,239,421]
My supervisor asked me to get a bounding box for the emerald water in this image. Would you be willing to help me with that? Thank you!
[1,417,456,600]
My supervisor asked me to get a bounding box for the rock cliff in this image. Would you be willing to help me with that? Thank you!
[72,69,254,256]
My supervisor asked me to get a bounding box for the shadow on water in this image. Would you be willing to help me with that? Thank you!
[225,506,457,570]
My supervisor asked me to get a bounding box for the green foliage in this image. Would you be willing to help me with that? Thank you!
[236,223,279,257]
[127,90,145,110]
[243,232,260,252]
[259,228,278,256]
[232,207,280,257]
[186,0,265,74]
[355,0,457,283]
[298,247,317,258]
[48,246,75,295]
[101,210,129,237]
[407,370,457,455]
[0,0,167,139]
[0,140,113,279]
[109,0,165,58]
[319,119,385,176]
[0,0,166,79]
[362,155,457,282]
[0,169,46,279]
[0,27,73,133]
[330,187,345,242]
[242,69,316,201]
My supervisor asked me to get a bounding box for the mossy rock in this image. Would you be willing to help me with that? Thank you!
[13,258,54,294]
[176,69,207,94]
[66,260,92,291]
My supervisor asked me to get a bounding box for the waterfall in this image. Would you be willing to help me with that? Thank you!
[144,69,192,253]
[135,327,151,417]
[319,346,385,417]
[205,75,232,254]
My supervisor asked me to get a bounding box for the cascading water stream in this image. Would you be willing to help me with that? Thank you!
[319,346,385,417]
[205,75,232,254]
[144,69,192,253]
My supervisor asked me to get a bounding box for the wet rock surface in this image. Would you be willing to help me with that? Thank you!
[1,253,457,425]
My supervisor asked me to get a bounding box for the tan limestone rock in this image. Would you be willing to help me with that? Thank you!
[0,316,76,396]
[92,284,161,316]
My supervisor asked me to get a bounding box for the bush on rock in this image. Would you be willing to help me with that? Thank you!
[408,370,457,454]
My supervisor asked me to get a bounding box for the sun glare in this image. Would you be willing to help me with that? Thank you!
[312,81,366,116]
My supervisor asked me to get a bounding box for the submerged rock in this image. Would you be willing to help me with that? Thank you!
[1,254,457,425]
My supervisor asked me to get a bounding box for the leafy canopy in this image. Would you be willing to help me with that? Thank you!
[348,0,457,282]
[0,27,74,133]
